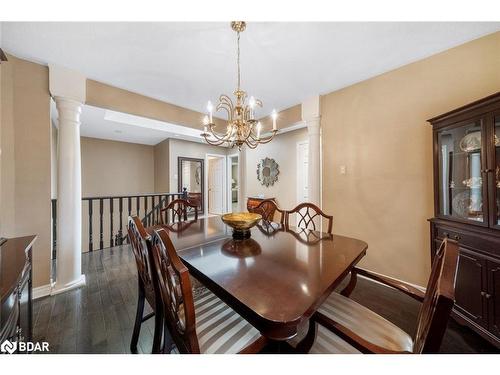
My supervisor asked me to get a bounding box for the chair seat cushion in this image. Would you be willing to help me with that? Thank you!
[193,288,263,354]
[317,292,413,353]
[288,319,361,354]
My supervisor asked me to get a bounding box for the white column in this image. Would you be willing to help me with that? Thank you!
[302,96,321,207]
[238,146,247,212]
[49,65,86,295]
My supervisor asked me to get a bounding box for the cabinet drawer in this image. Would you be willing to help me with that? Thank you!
[435,226,500,257]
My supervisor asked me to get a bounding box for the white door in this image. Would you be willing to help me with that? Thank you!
[208,157,225,214]
[297,141,309,228]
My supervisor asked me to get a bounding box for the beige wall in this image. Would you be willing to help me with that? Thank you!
[154,139,170,193]
[321,32,500,286]
[81,136,154,196]
[0,55,51,288]
[259,104,302,131]
[246,128,308,221]
[0,60,16,236]
[86,79,225,130]
[167,138,228,193]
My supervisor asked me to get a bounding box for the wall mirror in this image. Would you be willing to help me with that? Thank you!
[178,157,204,214]
[257,157,280,187]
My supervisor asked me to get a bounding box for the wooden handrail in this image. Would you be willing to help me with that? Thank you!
[51,192,187,257]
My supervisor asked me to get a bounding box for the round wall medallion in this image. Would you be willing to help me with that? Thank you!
[257,157,279,187]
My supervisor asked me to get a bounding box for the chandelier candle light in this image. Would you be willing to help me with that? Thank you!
[201,21,278,150]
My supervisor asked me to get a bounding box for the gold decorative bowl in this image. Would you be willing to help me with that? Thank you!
[221,212,262,239]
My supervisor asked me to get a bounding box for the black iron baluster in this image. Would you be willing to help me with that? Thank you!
[51,199,57,259]
[152,195,156,225]
[118,197,123,245]
[144,196,148,226]
[109,198,114,248]
[136,196,140,217]
[88,199,93,252]
[99,198,104,250]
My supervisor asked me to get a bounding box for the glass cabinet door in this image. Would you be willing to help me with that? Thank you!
[437,120,486,224]
[493,116,500,226]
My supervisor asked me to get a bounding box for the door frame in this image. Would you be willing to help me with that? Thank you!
[227,153,239,213]
[205,153,228,215]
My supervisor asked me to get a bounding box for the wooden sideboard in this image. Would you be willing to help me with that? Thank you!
[428,93,500,348]
[0,235,36,353]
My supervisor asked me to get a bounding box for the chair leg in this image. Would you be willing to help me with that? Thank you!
[130,280,145,354]
[161,321,175,354]
[152,307,163,354]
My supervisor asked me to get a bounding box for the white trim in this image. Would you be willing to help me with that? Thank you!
[296,140,309,205]
[32,284,52,300]
[205,153,228,215]
[357,267,426,292]
[50,275,86,296]
[260,121,306,138]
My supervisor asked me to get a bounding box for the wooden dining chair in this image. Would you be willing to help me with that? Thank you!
[159,198,198,224]
[150,228,267,354]
[251,199,285,224]
[285,202,333,234]
[127,216,162,354]
[291,238,459,354]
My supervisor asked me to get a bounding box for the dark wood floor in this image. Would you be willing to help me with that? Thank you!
[33,245,498,354]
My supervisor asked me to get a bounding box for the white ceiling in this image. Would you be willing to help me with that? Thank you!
[3,22,500,117]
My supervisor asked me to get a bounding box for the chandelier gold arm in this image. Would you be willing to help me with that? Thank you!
[206,123,233,142]
[217,94,234,122]
[201,21,276,150]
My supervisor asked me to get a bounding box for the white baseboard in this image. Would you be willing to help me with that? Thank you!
[356,267,426,293]
[50,275,86,296]
[32,284,52,300]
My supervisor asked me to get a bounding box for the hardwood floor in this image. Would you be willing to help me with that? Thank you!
[32,245,498,354]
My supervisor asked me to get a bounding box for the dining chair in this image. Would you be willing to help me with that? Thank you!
[159,198,198,224]
[150,228,267,354]
[127,216,163,354]
[285,202,333,234]
[291,238,459,354]
[251,199,285,224]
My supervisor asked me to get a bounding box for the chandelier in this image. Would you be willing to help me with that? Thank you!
[201,21,278,150]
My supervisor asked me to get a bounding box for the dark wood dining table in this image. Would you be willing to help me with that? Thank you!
[146,216,368,342]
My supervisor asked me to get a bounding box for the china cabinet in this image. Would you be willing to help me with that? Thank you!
[428,92,500,348]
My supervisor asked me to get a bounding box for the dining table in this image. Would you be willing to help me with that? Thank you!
[145,216,368,344]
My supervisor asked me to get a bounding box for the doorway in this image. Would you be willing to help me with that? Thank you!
[206,154,227,215]
[227,154,239,213]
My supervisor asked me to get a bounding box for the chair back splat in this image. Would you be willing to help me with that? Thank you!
[251,199,285,224]
[127,216,155,303]
[127,216,162,353]
[150,228,200,353]
[160,198,198,224]
[413,238,459,353]
[285,202,333,234]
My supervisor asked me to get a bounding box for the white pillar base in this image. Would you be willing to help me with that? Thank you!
[50,275,86,296]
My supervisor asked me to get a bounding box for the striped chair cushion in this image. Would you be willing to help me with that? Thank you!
[288,320,361,354]
[193,288,262,354]
[317,292,413,353]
